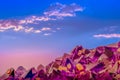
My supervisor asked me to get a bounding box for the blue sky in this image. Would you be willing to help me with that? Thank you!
[0,0,120,73]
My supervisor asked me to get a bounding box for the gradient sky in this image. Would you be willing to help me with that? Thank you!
[0,0,120,74]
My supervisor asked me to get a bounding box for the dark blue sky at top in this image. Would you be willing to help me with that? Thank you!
[0,0,120,55]
[0,0,120,19]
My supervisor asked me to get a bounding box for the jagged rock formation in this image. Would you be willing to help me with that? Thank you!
[1,41,120,80]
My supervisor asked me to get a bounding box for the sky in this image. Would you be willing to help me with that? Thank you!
[0,0,120,74]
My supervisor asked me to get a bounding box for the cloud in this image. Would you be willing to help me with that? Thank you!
[41,27,51,31]
[44,3,83,18]
[13,25,24,31]
[0,3,84,36]
[34,30,41,33]
[24,27,42,33]
[19,16,55,24]
[19,3,84,24]
[0,20,24,32]
[25,27,34,33]
[43,33,51,36]
[93,34,120,38]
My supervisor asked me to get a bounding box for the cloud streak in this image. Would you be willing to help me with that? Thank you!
[0,20,24,32]
[94,34,120,38]
[0,3,84,36]
[43,33,51,36]
[44,3,83,18]
[41,27,51,31]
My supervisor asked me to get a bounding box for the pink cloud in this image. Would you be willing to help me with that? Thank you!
[0,20,24,32]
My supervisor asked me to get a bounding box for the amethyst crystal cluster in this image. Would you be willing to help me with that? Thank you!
[1,42,120,80]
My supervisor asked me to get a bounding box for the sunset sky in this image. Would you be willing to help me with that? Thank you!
[0,0,120,74]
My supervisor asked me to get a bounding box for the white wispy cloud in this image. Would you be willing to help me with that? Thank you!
[0,3,84,36]
[43,33,51,36]
[19,3,84,24]
[24,27,34,33]
[41,27,51,31]
[24,27,42,33]
[44,3,83,19]
[34,30,41,33]
[93,34,120,38]
[19,16,55,24]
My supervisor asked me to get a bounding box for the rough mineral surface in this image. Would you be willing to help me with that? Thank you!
[1,42,120,80]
